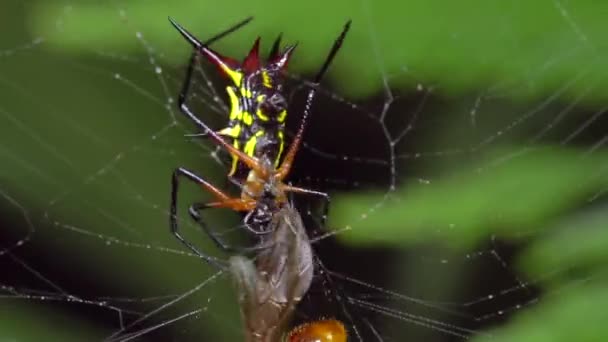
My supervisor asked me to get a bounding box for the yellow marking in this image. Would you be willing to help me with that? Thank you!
[221,65,243,86]
[228,139,240,176]
[240,86,252,98]
[256,108,269,121]
[277,109,287,123]
[275,130,285,167]
[218,124,241,138]
[227,87,240,120]
[243,130,266,158]
[242,112,253,125]
[261,71,272,88]
[243,132,260,156]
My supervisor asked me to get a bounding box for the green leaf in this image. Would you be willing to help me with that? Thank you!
[331,148,607,248]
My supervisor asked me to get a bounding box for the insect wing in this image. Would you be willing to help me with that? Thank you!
[229,206,314,342]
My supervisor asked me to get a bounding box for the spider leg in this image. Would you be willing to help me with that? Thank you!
[283,185,330,227]
[177,49,198,107]
[189,202,275,254]
[276,21,351,181]
[171,167,230,269]
[177,98,266,177]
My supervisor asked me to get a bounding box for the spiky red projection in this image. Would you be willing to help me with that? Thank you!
[169,17,296,87]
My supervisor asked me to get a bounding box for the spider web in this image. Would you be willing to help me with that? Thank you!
[1,1,607,341]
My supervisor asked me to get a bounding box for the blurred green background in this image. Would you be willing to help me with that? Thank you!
[1,0,607,341]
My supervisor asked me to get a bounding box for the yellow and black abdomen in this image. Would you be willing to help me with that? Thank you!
[218,84,287,178]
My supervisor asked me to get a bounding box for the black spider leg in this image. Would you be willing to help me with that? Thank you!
[171,168,227,269]
[282,20,350,228]
[169,17,252,269]
[299,23,355,331]
[189,202,276,254]
[290,19,352,149]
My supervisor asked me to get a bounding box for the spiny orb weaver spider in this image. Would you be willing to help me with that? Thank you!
[168,16,350,263]
[168,16,350,342]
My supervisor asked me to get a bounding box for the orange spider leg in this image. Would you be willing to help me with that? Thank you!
[195,174,231,202]
[206,198,257,212]
[276,20,351,181]
[275,117,305,181]
[204,125,270,179]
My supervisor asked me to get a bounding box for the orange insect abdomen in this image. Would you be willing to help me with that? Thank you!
[286,319,347,342]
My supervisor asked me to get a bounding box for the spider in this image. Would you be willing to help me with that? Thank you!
[168,16,351,267]
[168,17,351,341]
